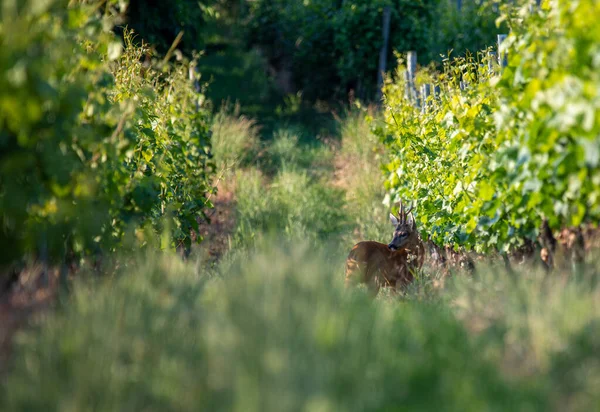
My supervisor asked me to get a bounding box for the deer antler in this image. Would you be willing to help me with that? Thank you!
[399,200,405,221]
[405,201,414,216]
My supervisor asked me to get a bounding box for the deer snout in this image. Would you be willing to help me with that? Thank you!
[388,232,409,250]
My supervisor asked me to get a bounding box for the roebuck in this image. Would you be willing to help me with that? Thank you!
[345,201,424,295]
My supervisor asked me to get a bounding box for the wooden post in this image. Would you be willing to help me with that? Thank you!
[421,84,431,112]
[377,6,392,101]
[488,51,497,74]
[407,51,418,106]
[423,84,431,99]
[407,51,417,81]
[497,34,508,68]
[434,84,441,99]
[461,72,470,90]
[404,70,411,101]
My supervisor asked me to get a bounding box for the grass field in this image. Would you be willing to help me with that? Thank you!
[2,9,600,411]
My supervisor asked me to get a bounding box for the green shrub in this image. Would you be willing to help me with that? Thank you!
[0,1,214,268]
[0,0,126,265]
[267,128,301,170]
[378,0,600,252]
[253,126,333,178]
[110,31,214,251]
[491,0,600,236]
[377,51,499,250]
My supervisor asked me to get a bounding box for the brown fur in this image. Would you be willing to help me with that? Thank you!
[345,201,425,296]
[345,241,412,295]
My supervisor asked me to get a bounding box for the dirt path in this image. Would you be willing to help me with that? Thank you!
[196,179,237,261]
[0,267,61,375]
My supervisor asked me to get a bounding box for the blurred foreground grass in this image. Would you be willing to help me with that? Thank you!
[2,110,600,411]
[0,239,548,411]
[3,236,600,411]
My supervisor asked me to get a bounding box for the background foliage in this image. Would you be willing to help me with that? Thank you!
[245,0,504,101]
[121,0,215,55]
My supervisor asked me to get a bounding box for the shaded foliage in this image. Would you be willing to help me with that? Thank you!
[120,0,208,54]
[0,0,214,269]
[245,0,503,101]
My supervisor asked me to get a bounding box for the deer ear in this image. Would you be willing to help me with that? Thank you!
[390,213,399,226]
[407,212,416,229]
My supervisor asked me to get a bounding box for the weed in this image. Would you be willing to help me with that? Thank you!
[210,103,260,172]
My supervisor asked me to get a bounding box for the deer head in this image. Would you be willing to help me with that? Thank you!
[388,200,417,251]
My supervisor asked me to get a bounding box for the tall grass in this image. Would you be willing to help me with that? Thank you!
[210,103,260,173]
[5,238,599,411]
[450,263,600,375]
[233,167,348,248]
[337,108,391,244]
[2,239,566,412]
[262,127,335,178]
[214,116,346,249]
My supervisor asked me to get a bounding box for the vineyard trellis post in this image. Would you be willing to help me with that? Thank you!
[488,51,497,74]
[407,50,418,107]
[497,34,508,68]
[421,84,431,112]
[404,70,411,101]
[377,6,392,101]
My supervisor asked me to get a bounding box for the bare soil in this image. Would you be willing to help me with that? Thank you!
[195,179,237,262]
[0,267,60,376]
